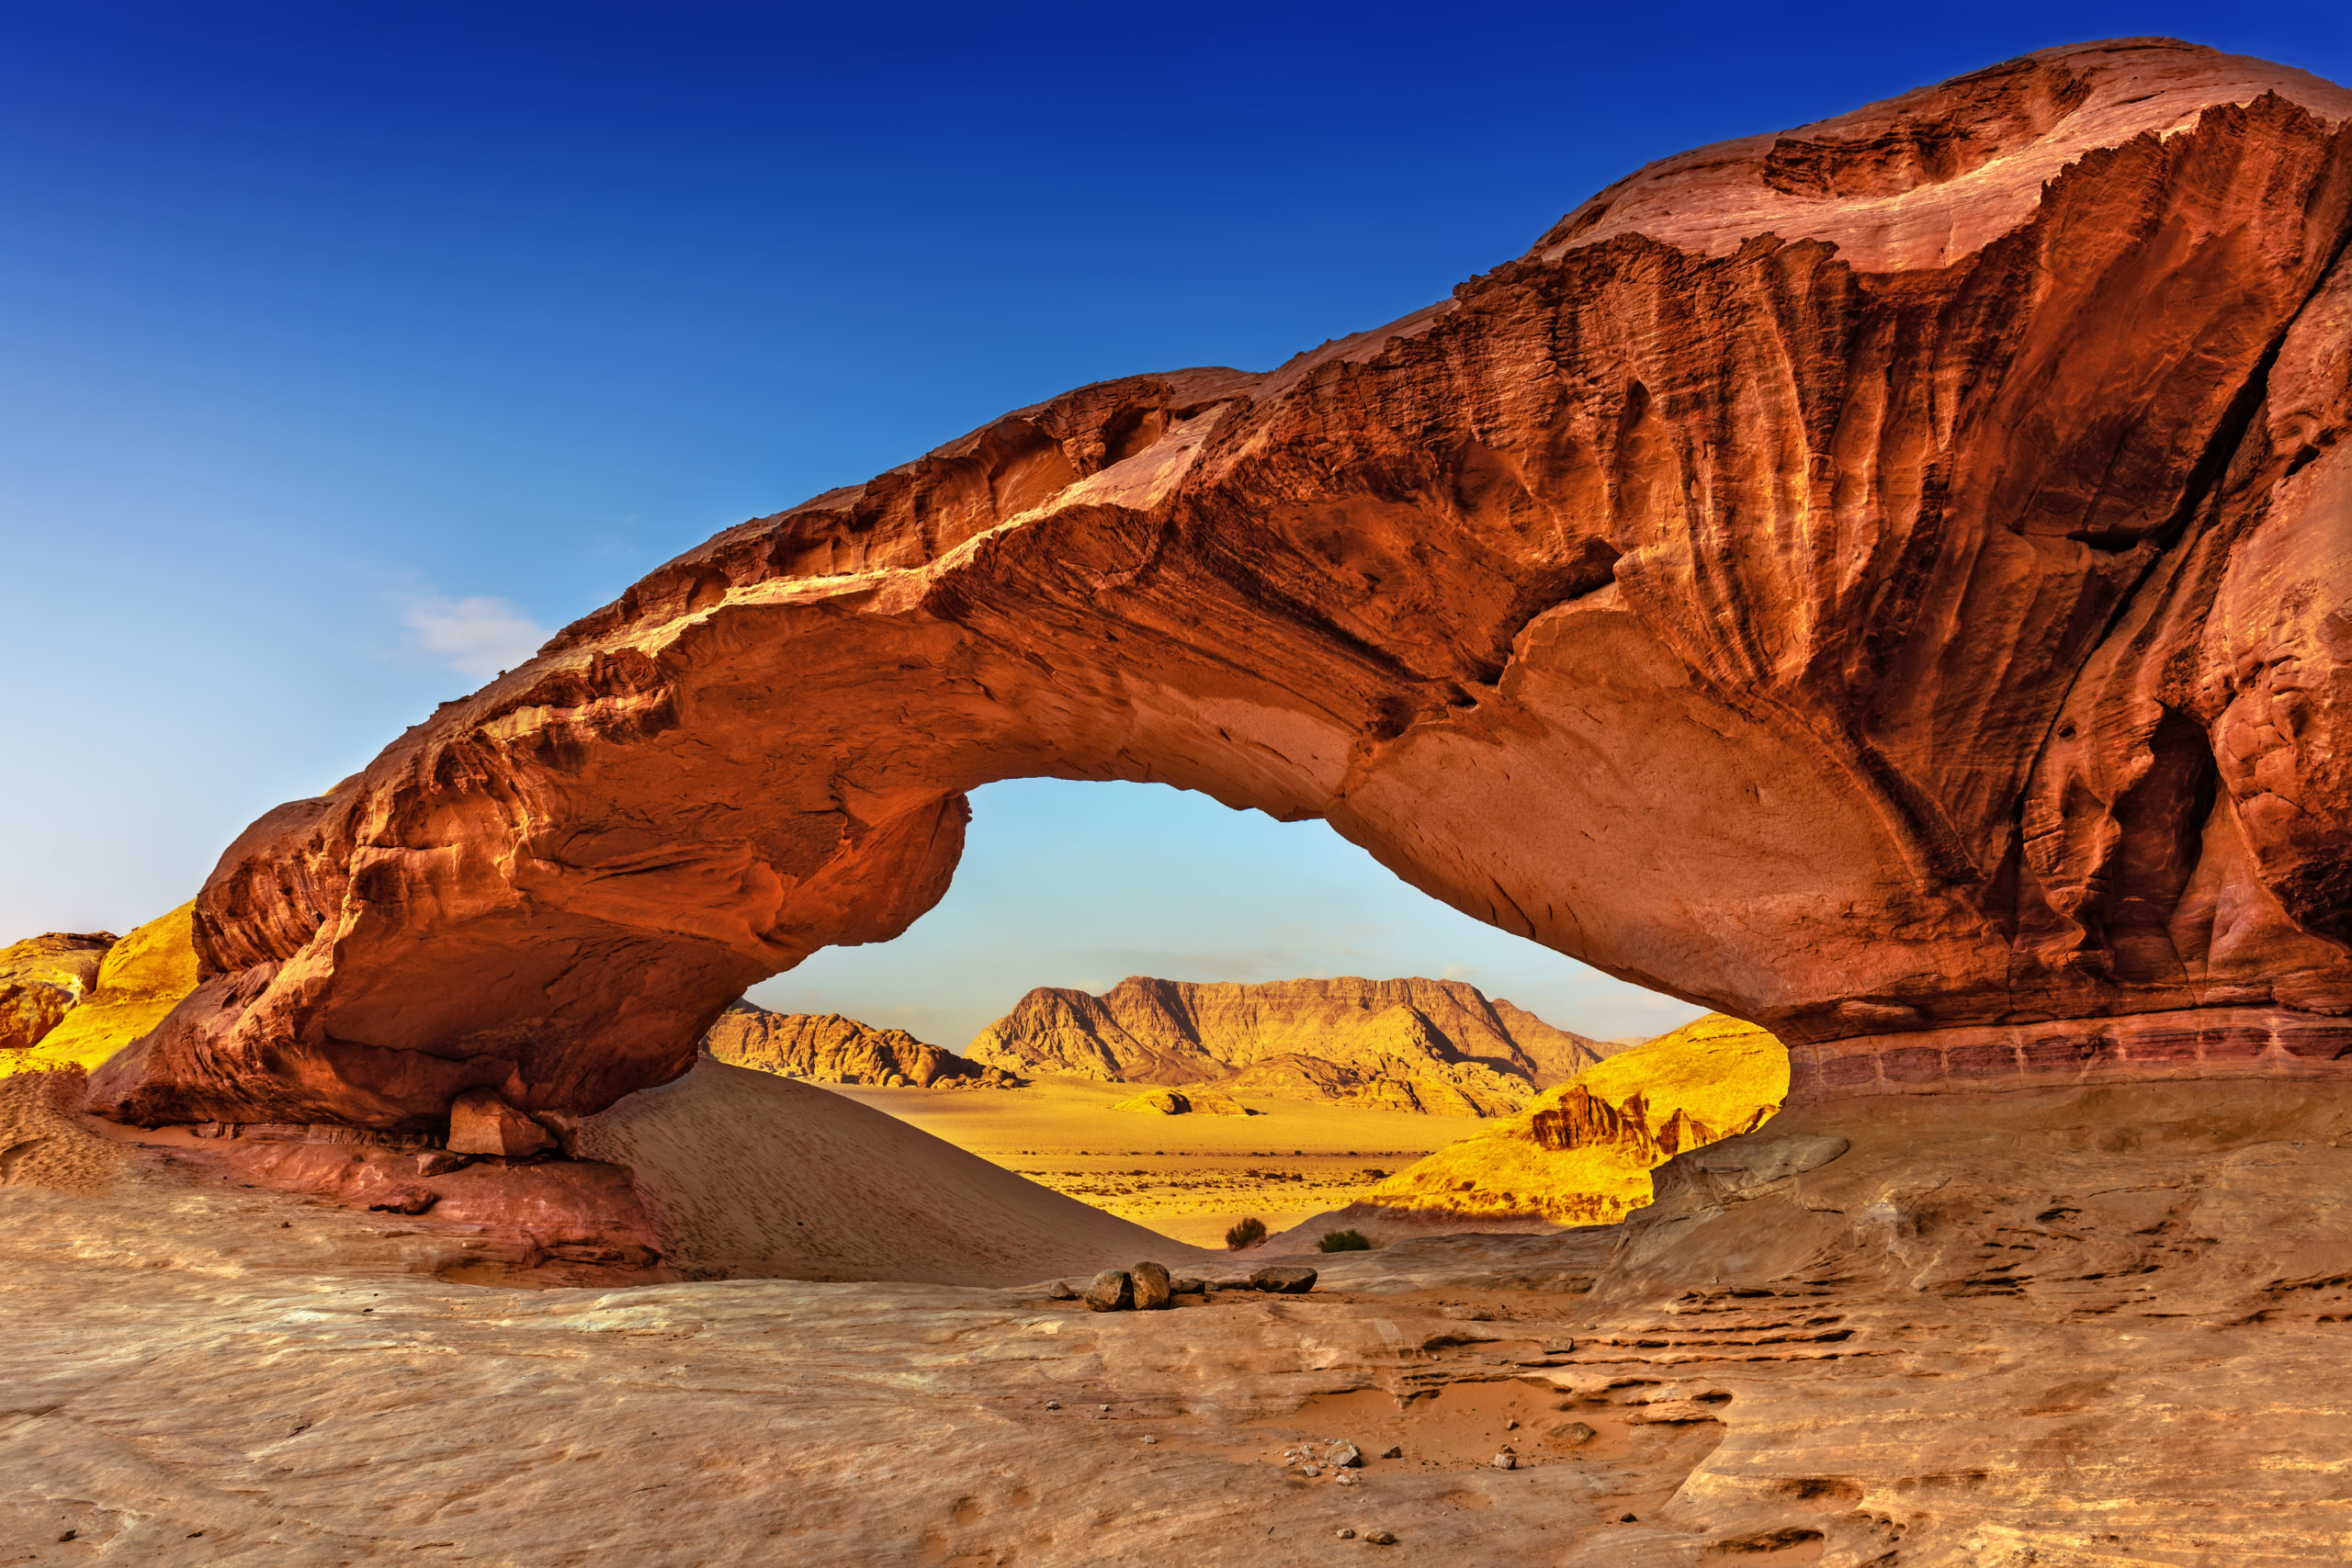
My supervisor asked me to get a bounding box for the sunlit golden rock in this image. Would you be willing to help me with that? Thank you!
[1356,1014,1788,1226]
[3,904,196,1077]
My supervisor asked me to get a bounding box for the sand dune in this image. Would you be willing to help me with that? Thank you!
[571,1060,1212,1285]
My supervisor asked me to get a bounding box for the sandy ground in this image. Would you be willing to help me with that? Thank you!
[9,1067,2352,1562]
[819,1075,1486,1247]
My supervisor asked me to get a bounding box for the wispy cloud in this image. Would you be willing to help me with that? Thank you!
[392,592,548,679]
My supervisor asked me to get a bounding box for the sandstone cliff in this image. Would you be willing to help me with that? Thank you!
[1338,1013,1788,1228]
[965,976,1610,1115]
[701,1001,1021,1089]
[90,40,2352,1130]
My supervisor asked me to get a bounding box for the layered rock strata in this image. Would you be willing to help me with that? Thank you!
[90,39,2352,1129]
[968,976,1606,1114]
[700,1000,1021,1089]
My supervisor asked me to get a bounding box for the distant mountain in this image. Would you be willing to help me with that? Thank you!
[963,976,1617,1116]
[703,1003,1021,1089]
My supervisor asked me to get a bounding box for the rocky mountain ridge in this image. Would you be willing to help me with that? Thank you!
[700,1002,1020,1089]
[966,975,1614,1116]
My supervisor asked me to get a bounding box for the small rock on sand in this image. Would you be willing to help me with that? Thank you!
[1379,1445,1402,1459]
[1250,1266,1317,1294]
[1131,1260,1173,1310]
[1046,1280,1077,1301]
[1335,1529,1356,1540]
[366,1187,437,1215]
[1365,1530,1396,1545]
[1491,1452,1517,1471]
[1084,1269,1134,1312]
[1544,1420,1597,1449]
[1326,1441,1362,1469]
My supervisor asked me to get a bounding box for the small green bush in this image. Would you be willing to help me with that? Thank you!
[1225,1216,1269,1250]
[1317,1229,1374,1253]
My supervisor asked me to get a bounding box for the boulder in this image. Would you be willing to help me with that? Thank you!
[1130,1260,1173,1310]
[446,1089,555,1158]
[1082,1269,1133,1313]
[1250,1267,1317,1294]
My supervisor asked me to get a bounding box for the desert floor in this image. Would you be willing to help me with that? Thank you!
[9,1069,2352,1563]
[818,1076,1488,1247]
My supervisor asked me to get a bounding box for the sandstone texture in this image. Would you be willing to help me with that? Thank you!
[970,976,1610,1115]
[443,1088,556,1157]
[0,931,112,1056]
[87,40,2352,1129]
[700,998,1021,1088]
[1293,1014,1789,1235]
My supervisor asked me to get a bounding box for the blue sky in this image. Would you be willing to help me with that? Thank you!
[5,2,2346,1047]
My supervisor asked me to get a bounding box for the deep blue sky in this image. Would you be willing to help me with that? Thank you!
[5,2,2346,1046]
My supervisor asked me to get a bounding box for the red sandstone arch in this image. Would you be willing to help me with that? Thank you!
[91,40,2352,1130]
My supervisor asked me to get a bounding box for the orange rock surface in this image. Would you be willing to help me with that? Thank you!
[967,976,1608,1115]
[86,40,2352,1130]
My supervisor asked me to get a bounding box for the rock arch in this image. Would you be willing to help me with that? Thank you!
[92,40,2352,1129]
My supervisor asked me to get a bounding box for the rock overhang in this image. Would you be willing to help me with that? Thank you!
[84,38,2352,1130]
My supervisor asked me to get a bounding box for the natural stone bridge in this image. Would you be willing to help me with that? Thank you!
[92,39,2352,1131]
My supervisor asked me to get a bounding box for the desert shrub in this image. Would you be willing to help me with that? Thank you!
[1317,1229,1374,1253]
[1225,1216,1269,1250]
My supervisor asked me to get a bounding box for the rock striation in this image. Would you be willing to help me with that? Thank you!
[967,976,1608,1115]
[88,40,2352,1130]
[700,1000,1021,1089]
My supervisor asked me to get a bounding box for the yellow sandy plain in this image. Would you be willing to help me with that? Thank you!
[820,1076,1487,1247]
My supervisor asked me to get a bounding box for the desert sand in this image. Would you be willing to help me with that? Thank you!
[820,1074,1483,1248]
[13,1058,2352,1563]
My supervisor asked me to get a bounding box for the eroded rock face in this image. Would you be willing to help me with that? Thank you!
[700,1001,1021,1089]
[89,40,2352,1129]
[968,976,1606,1114]
[13,903,199,1075]
[0,931,113,1056]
